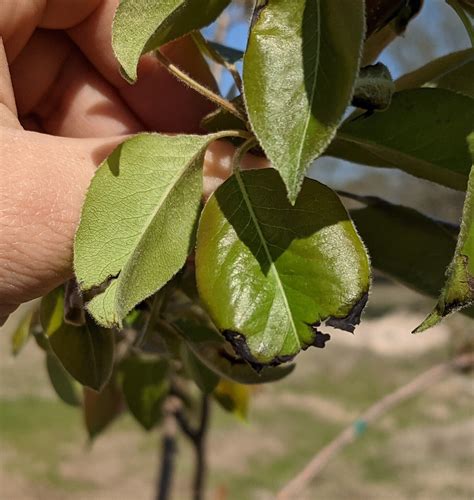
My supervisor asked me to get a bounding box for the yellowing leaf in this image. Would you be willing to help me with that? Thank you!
[196,169,370,366]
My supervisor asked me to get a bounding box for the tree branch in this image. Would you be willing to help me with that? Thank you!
[277,353,474,500]
[175,394,211,500]
[156,398,179,500]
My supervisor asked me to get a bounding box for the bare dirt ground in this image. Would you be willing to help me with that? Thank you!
[1,283,473,500]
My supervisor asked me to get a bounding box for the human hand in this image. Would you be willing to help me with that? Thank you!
[0,0,268,324]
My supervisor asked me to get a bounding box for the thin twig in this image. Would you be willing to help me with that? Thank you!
[193,395,210,500]
[134,292,161,348]
[192,32,243,92]
[175,394,211,500]
[277,353,474,500]
[154,50,246,121]
[232,137,258,173]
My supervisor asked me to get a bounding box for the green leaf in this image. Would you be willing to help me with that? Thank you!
[352,63,394,111]
[113,0,230,82]
[395,49,474,94]
[243,0,365,203]
[180,344,220,394]
[175,321,295,384]
[74,133,216,328]
[41,288,114,391]
[83,380,123,440]
[328,88,474,190]
[415,134,474,331]
[120,356,169,431]
[349,196,474,320]
[11,307,36,356]
[447,0,474,47]
[213,379,250,420]
[46,353,82,407]
[435,59,474,99]
[195,169,371,366]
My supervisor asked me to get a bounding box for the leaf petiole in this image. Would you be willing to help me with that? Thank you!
[231,137,258,173]
[154,49,246,121]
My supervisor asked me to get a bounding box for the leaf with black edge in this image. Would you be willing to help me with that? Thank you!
[243,0,365,203]
[175,320,295,384]
[415,134,474,331]
[74,133,225,328]
[41,288,114,391]
[328,88,474,191]
[120,356,169,431]
[113,0,231,82]
[349,195,474,320]
[195,169,371,366]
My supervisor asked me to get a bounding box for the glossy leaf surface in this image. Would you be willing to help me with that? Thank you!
[120,356,169,430]
[243,0,365,203]
[328,89,474,190]
[196,169,370,366]
[175,321,295,384]
[113,0,230,81]
[41,289,114,391]
[75,134,212,327]
[416,134,474,331]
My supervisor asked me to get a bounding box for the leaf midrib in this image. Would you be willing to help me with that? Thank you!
[336,131,466,176]
[234,171,300,350]
[294,0,321,191]
[114,143,206,299]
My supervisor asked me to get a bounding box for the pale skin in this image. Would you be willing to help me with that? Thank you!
[0,0,268,324]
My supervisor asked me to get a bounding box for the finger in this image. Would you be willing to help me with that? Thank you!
[10,29,143,137]
[203,141,270,199]
[39,0,103,29]
[68,0,217,132]
[0,38,17,116]
[0,0,103,61]
[0,0,45,62]
[0,128,125,320]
